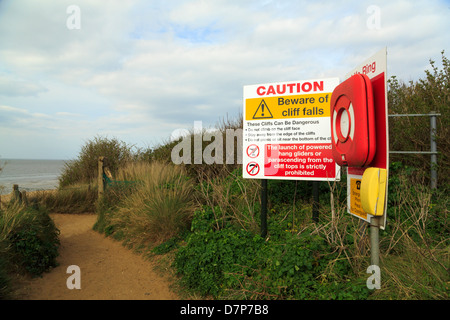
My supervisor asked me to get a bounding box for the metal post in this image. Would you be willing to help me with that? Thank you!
[389,112,440,189]
[370,218,380,267]
[261,179,268,238]
[312,181,319,222]
[430,112,437,189]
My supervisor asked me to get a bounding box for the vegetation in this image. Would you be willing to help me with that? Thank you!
[27,184,98,214]
[94,161,197,249]
[173,167,370,299]
[1,51,448,300]
[0,202,60,299]
[59,136,135,187]
[388,50,449,188]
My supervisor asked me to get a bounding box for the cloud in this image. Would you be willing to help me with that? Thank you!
[0,0,449,159]
[0,74,47,97]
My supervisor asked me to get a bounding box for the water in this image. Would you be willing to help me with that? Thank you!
[0,159,68,195]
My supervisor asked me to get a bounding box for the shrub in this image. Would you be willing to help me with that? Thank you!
[173,205,370,300]
[95,161,197,248]
[59,136,134,187]
[0,203,60,282]
[388,50,449,188]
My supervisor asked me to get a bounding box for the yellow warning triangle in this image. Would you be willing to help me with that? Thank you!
[252,99,273,119]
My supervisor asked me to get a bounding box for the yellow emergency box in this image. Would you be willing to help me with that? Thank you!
[360,167,387,216]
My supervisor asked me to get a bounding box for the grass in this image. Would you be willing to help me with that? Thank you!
[374,238,448,300]
[94,161,197,250]
[1,149,447,300]
[0,201,60,299]
[371,171,449,299]
[27,183,97,214]
[2,158,447,300]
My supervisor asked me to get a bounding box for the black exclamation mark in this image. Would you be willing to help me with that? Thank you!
[261,102,264,117]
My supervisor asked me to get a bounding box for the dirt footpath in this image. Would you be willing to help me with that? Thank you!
[13,213,178,300]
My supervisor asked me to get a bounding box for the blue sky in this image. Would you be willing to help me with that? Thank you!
[0,0,449,160]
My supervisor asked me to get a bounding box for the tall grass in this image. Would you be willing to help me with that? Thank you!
[373,169,449,299]
[0,202,60,298]
[28,184,97,214]
[0,202,28,244]
[95,161,197,249]
[315,165,449,300]
[195,166,261,233]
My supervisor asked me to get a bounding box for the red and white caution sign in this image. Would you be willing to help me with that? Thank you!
[243,77,340,181]
[246,144,260,158]
[246,162,260,176]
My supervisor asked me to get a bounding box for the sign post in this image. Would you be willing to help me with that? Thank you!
[342,48,389,231]
[243,78,341,181]
[330,48,389,268]
[243,78,340,230]
[261,179,268,238]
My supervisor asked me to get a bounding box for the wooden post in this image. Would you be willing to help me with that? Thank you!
[98,156,105,201]
[13,184,21,203]
[22,190,28,206]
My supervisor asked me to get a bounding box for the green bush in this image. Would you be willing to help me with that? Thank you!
[173,206,370,300]
[59,136,135,187]
[0,203,60,298]
[388,50,449,188]
[5,207,60,277]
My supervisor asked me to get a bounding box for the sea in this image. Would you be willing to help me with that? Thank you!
[0,159,68,195]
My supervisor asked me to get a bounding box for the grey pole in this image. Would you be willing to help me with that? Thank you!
[370,218,380,267]
[430,112,437,189]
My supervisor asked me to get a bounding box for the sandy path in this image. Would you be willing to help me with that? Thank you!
[13,213,178,300]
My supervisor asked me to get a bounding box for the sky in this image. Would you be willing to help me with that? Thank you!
[0,0,449,160]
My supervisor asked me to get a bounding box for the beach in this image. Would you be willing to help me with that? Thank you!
[0,159,66,195]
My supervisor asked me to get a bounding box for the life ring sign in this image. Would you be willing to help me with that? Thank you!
[330,73,376,168]
[329,48,389,229]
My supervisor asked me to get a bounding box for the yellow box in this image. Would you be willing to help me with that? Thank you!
[360,167,387,216]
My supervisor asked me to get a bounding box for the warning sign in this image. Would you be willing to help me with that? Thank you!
[349,178,367,220]
[246,162,260,176]
[243,77,340,181]
[246,144,260,158]
[265,143,336,178]
[343,48,389,228]
[252,100,273,119]
[246,93,331,121]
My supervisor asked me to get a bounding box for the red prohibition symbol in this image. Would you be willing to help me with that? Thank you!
[246,162,260,176]
[246,144,260,158]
